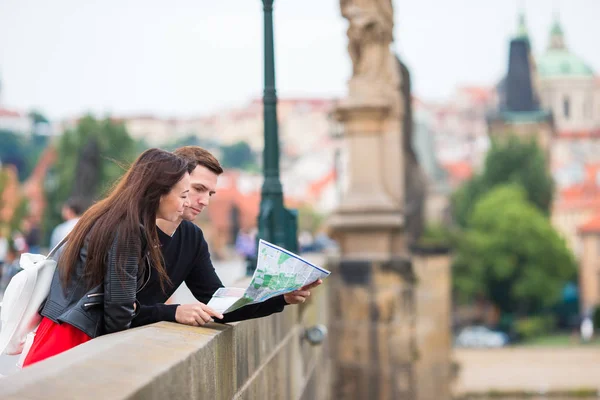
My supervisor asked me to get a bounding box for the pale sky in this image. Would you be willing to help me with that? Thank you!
[0,0,598,120]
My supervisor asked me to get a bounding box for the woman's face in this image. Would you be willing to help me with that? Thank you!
[157,173,190,222]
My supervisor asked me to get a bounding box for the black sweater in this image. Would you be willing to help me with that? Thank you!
[132,220,287,327]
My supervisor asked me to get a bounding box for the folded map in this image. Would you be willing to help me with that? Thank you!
[207,239,331,314]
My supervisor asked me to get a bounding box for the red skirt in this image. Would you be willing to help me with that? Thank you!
[22,317,92,367]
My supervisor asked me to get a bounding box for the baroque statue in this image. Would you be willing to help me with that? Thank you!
[340,0,399,106]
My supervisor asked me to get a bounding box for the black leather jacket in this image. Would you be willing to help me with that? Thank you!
[40,232,144,338]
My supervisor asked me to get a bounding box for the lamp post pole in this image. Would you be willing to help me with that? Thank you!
[247,0,298,275]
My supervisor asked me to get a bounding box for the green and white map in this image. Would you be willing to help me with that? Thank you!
[207,239,331,314]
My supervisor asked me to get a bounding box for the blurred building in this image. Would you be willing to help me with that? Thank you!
[541,17,600,277]
[488,13,554,159]
[415,88,495,170]
[577,214,600,315]
[412,91,491,223]
[541,18,600,189]
[104,98,335,151]
[120,115,178,146]
[538,19,599,133]
[413,99,451,223]
[0,108,33,135]
[0,75,55,136]
[198,168,332,258]
[552,164,600,257]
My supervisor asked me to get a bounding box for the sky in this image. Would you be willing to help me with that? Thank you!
[0,0,599,120]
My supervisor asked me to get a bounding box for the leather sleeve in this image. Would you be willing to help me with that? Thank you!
[217,295,287,324]
[103,233,139,334]
[131,302,179,327]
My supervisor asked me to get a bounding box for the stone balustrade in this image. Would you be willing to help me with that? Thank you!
[0,274,330,400]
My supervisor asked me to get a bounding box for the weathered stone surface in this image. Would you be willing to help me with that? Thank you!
[413,253,452,400]
[0,277,330,400]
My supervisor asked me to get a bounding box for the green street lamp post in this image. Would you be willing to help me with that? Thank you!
[247,0,298,275]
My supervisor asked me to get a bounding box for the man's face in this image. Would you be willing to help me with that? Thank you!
[181,165,219,221]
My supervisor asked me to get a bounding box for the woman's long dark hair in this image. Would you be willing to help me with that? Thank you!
[59,148,193,292]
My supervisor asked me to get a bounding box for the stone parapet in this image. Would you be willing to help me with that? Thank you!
[0,262,330,400]
[412,251,453,400]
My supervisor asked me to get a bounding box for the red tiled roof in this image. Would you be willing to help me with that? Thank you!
[554,164,600,211]
[579,213,600,234]
[307,169,337,199]
[554,197,600,211]
[557,129,600,139]
[442,161,473,182]
[458,86,494,103]
[0,108,23,118]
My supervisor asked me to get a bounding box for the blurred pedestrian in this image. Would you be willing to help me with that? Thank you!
[235,228,256,263]
[23,217,42,254]
[0,225,8,269]
[0,242,23,301]
[49,197,85,249]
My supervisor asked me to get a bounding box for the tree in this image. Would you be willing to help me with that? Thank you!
[43,116,137,242]
[453,184,577,315]
[452,136,554,227]
[220,141,256,170]
[0,130,49,181]
[28,110,49,125]
[0,130,27,178]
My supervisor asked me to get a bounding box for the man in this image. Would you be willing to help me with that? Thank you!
[49,198,85,249]
[133,146,321,327]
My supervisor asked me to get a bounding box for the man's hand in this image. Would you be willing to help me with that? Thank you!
[175,303,224,326]
[284,279,323,305]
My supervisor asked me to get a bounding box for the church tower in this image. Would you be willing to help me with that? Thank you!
[487,11,555,161]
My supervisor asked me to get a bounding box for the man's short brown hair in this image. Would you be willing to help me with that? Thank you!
[173,146,224,175]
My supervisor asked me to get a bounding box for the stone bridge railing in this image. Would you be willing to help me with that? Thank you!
[0,251,453,400]
[0,273,330,400]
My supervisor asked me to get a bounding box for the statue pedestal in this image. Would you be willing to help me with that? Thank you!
[328,100,405,260]
[327,100,416,399]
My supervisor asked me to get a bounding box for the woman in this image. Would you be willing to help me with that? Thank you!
[23,148,193,366]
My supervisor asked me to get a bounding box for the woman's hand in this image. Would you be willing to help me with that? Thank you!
[175,303,224,326]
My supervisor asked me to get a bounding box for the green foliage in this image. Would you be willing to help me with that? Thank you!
[418,223,456,248]
[297,205,325,234]
[593,307,600,329]
[451,136,554,227]
[220,141,257,170]
[28,110,49,125]
[451,174,485,228]
[514,315,556,340]
[0,168,8,228]
[10,198,29,233]
[453,185,577,315]
[0,130,49,181]
[42,115,137,243]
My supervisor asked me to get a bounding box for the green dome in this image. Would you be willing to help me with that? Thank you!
[537,17,595,78]
[537,49,595,78]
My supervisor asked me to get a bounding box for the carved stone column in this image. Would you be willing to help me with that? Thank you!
[327,100,417,400]
[327,2,419,399]
[329,100,405,260]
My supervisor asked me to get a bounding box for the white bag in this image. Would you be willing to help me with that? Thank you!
[0,240,64,356]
